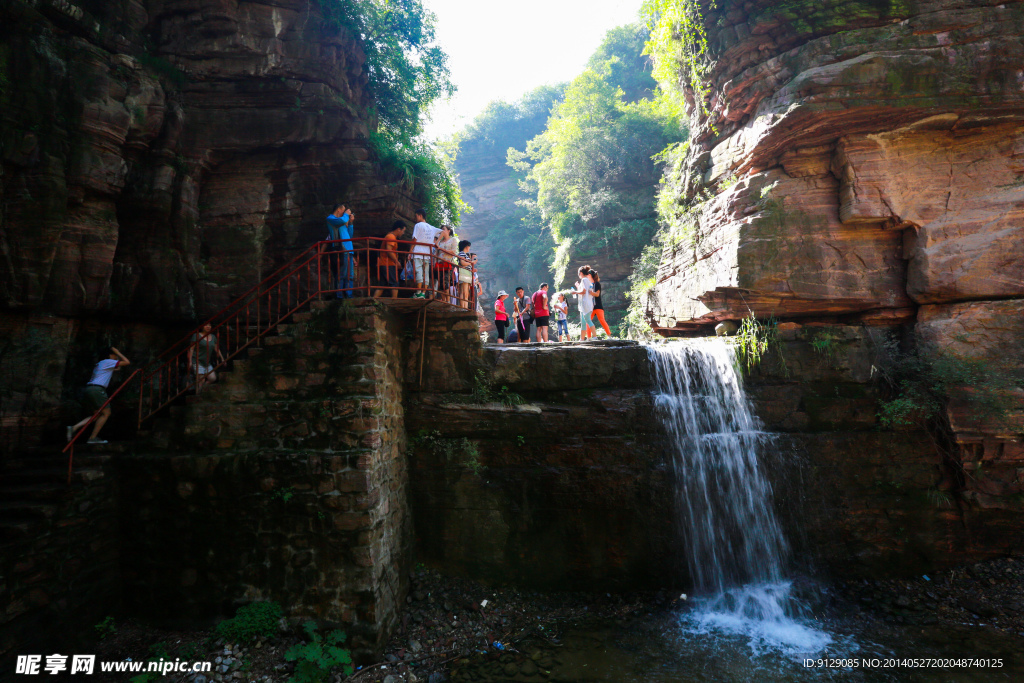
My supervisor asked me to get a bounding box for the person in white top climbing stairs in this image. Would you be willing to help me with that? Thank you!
[67,347,131,445]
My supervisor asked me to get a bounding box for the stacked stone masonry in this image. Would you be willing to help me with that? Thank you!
[120,302,414,659]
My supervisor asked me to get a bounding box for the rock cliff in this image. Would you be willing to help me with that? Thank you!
[648,0,1024,332]
[0,0,413,450]
[645,0,1024,544]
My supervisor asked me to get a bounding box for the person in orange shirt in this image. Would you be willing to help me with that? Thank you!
[374,221,406,298]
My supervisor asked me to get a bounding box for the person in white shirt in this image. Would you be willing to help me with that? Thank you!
[410,208,441,298]
[555,293,569,342]
[570,265,596,341]
[68,346,131,444]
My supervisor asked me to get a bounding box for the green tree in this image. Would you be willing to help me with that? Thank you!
[587,23,658,103]
[318,0,452,142]
[455,85,566,289]
[511,23,687,305]
[317,0,464,223]
[640,0,716,117]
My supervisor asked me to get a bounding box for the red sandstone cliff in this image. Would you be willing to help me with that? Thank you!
[646,0,1024,529]
[649,0,1024,334]
[0,0,413,450]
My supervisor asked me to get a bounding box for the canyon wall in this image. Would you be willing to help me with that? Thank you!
[645,0,1024,524]
[0,0,413,452]
[649,0,1024,335]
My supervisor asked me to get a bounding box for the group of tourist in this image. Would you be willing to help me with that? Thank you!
[68,208,612,446]
[492,265,612,344]
[326,205,481,308]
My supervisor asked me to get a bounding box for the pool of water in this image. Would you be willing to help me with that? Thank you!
[449,586,1024,683]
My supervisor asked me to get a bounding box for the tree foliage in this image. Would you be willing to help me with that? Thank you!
[511,23,687,290]
[456,85,565,162]
[641,0,716,117]
[318,0,452,142]
[455,85,566,289]
[587,23,658,103]
[317,0,464,222]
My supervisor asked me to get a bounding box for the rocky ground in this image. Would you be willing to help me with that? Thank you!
[832,555,1024,635]
[91,556,1024,682]
[92,568,675,683]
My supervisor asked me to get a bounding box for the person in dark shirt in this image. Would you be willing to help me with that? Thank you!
[589,269,612,337]
[513,286,532,343]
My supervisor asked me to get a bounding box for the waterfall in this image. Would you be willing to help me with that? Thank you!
[647,340,831,654]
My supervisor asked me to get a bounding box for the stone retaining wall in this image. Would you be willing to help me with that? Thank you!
[408,333,1023,587]
[0,456,120,665]
[118,302,417,657]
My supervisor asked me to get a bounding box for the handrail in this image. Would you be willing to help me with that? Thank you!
[64,235,478,479]
[62,369,140,483]
[155,241,325,362]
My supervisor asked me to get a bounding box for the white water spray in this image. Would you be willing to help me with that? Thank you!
[647,340,831,654]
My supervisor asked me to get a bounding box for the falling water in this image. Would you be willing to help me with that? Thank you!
[647,339,831,654]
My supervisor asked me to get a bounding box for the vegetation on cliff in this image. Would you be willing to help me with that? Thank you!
[319,0,465,223]
[456,24,686,330]
[641,0,716,119]
[510,26,685,287]
[454,85,566,287]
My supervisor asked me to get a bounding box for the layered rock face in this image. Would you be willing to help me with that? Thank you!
[649,0,1024,331]
[647,0,1024,524]
[0,0,412,450]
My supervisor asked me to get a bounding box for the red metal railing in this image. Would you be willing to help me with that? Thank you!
[62,237,477,478]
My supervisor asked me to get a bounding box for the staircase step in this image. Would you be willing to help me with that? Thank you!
[292,312,313,322]
[0,519,34,543]
[0,500,58,520]
[0,482,71,501]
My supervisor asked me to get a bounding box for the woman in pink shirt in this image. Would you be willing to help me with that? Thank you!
[494,290,510,343]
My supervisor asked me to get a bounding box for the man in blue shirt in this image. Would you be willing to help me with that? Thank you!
[326,204,354,297]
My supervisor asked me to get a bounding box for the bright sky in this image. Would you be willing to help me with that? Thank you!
[422,0,646,141]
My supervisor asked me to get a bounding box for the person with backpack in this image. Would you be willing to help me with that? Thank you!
[67,347,131,444]
[532,283,550,342]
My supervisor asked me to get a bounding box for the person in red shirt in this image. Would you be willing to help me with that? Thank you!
[532,283,551,342]
[494,290,510,343]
